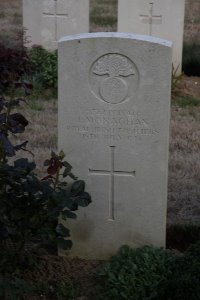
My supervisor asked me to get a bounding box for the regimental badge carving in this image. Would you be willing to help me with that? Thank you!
[89,54,139,104]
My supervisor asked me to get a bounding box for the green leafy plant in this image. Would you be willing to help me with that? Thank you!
[97,245,175,300]
[171,64,182,98]
[165,241,200,300]
[173,95,200,107]
[0,63,91,274]
[0,276,36,300]
[28,45,58,95]
[0,43,31,95]
[0,151,91,271]
[0,41,57,99]
[0,276,50,300]
[53,280,78,299]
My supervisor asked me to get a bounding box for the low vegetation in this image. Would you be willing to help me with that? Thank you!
[97,243,200,300]
[0,44,91,299]
[28,46,58,98]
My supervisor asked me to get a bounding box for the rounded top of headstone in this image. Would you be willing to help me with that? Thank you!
[59,32,172,48]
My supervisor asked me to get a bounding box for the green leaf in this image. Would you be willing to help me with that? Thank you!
[51,151,58,159]
[63,165,72,178]
[76,192,91,207]
[57,237,72,250]
[14,158,36,171]
[71,180,85,196]
[62,210,77,220]
[63,161,72,169]
[69,173,78,180]
[59,150,65,160]
[56,223,70,237]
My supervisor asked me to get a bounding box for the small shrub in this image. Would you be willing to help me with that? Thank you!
[0,74,91,274]
[165,241,200,300]
[0,149,92,273]
[182,42,200,76]
[0,43,31,94]
[97,245,175,300]
[28,45,58,94]
[0,276,38,299]
[0,42,57,98]
[53,280,78,299]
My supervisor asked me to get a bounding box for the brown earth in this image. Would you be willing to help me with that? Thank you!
[179,75,200,99]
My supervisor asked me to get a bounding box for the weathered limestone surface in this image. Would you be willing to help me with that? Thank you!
[23,0,89,50]
[118,0,185,73]
[58,33,172,259]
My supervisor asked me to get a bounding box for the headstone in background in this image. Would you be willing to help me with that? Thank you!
[23,0,89,50]
[58,32,172,259]
[118,0,185,74]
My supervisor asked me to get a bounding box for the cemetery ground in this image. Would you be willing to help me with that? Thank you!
[0,0,200,299]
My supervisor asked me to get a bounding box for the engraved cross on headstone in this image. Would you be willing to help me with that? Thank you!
[43,0,68,41]
[89,146,135,221]
[139,2,162,35]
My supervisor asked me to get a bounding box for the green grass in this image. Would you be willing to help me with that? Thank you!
[173,96,200,107]
[90,15,117,26]
[27,99,44,111]
[193,17,200,24]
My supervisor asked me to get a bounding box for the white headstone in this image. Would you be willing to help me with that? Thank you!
[58,32,172,259]
[118,0,185,74]
[23,0,89,50]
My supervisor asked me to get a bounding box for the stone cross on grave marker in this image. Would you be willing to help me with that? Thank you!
[23,0,89,50]
[43,0,68,42]
[139,2,162,35]
[89,146,136,221]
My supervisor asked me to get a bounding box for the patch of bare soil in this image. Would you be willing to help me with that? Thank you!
[22,254,104,299]
[168,75,200,225]
[175,75,200,99]
[168,106,200,224]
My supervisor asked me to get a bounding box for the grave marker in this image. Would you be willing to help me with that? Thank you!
[118,0,185,73]
[43,0,68,42]
[58,33,172,259]
[139,2,162,35]
[23,0,89,50]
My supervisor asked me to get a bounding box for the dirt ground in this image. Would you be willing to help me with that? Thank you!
[175,75,200,99]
